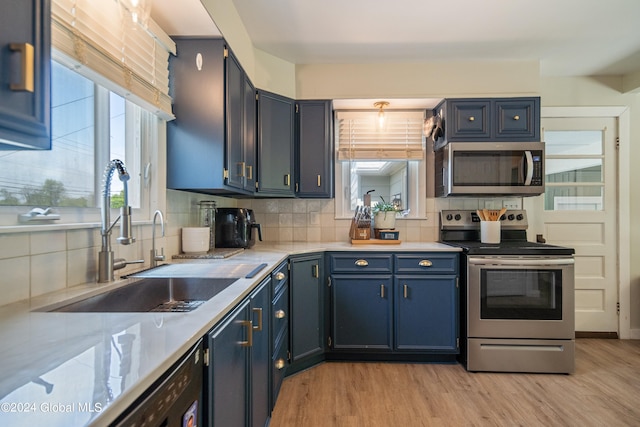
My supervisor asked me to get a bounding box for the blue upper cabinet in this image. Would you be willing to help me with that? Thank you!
[0,0,51,150]
[295,100,334,198]
[432,97,540,150]
[256,89,295,196]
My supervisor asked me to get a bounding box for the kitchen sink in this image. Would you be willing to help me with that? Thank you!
[42,277,238,313]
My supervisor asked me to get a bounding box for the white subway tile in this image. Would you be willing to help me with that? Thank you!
[31,252,67,297]
[30,231,66,255]
[0,257,30,305]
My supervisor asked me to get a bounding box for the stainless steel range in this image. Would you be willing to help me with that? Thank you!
[440,209,575,374]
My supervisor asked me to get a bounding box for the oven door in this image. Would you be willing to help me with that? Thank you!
[467,256,574,339]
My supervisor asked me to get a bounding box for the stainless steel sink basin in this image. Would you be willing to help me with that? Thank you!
[43,277,238,313]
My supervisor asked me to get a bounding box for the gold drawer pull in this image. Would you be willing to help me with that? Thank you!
[275,359,286,370]
[403,284,408,299]
[274,272,285,280]
[240,320,253,347]
[380,284,385,298]
[317,174,321,187]
[513,115,520,121]
[419,260,433,267]
[355,259,369,267]
[468,116,475,122]
[9,43,34,92]
[275,309,286,319]
[252,308,263,331]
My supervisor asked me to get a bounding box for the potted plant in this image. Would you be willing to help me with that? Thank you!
[372,196,398,229]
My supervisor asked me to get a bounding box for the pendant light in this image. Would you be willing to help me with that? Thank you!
[374,101,389,129]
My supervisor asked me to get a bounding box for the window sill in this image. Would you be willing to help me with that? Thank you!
[0,220,154,235]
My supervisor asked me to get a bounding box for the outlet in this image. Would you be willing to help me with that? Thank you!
[502,200,521,209]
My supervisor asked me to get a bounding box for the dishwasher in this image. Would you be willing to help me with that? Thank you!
[110,339,204,427]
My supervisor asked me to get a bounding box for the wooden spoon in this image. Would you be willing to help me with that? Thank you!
[498,207,507,221]
[476,209,485,221]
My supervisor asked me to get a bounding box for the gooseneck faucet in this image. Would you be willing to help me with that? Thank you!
[150,209,165,268]
[98,159,142,282]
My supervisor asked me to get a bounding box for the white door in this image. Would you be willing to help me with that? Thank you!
[528,117,618,333]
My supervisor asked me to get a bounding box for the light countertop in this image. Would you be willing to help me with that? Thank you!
[0,241,458,426]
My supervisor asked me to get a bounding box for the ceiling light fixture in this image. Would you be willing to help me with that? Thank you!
[374,101,389,129]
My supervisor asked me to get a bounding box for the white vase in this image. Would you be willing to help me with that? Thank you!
[374,211,396,229]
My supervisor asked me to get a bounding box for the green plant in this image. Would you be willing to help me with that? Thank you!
[372,196,398,219]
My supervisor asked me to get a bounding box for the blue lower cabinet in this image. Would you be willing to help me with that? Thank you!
[207,300,250,426]
[331,275,393,350]
[394,275,459,352]
[206,278,271,427]
[250,280,271,427]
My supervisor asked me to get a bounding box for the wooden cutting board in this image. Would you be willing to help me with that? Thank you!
[351,239,402,245]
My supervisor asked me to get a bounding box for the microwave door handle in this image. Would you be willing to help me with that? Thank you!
[524,151,534,185]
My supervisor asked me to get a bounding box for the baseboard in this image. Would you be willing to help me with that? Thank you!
[575,331,619,339]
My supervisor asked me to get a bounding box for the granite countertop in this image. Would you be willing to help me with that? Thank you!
[0,242,459,426]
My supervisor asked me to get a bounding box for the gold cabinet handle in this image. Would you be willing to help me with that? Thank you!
[380,284,385,298]
[403,284,408,299]
[468,116,475,122]
[275,358,286,370]
[312,264,319,278]
[246,164,253,180]
[238,161,246,177]
[240,320,253,347]
[317,174,321,187]
[274,272,285,281]
[418,260,433,267]
[275,309,286,319]
[252,308,263,331]
[513,115,520,121]
[9,43,34,92]
[355,259,369,267]
[284,174,290,186]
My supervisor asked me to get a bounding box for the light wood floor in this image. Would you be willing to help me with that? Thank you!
[270,339,640,426]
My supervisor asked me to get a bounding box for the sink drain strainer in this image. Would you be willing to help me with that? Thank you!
[150,300,205,312]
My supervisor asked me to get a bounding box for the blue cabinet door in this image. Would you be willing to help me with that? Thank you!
[290,254,324,362]
[208,300,250,427]
[394,275,459,352]
[331,274,393,350]
[256,89,295,196]
[0,0,50,149]
[295,100,334,198]
[250,279,271,427]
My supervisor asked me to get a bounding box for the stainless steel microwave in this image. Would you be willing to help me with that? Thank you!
[435,142,545,197]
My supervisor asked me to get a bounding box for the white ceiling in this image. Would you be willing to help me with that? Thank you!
[152,0,640,77]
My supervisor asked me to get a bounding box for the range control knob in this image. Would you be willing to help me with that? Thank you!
[454,214,461,221]
[516,214,524,221]
[507,214,515,221]
[446,214,453,221]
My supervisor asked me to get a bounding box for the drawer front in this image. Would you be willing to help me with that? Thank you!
[449,100,491,140]
[494,98,539,140]
[272,284,289,345]
[271,331,289,408]
[329,253,393,273]
[394,253,458,274]
[271,261,288,295]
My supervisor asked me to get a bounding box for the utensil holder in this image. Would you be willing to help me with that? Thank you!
[480,221,501,244]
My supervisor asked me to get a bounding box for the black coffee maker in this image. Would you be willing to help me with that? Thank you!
[215,208,262,248]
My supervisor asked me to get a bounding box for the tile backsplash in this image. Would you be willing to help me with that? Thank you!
[0,189,516,307]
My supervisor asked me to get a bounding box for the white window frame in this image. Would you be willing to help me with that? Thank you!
[0,62,160,231]
[334,110,427,219]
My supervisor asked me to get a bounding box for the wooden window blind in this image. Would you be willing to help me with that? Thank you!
[51,0,176,119]
[336,110,425,161]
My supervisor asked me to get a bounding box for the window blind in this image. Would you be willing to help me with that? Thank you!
[51,0,176,119]
[336,110,425,160]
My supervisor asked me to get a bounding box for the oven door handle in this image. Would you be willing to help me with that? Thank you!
[468,257,574,266]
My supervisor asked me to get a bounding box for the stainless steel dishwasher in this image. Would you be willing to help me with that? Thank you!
[110,339,204,427]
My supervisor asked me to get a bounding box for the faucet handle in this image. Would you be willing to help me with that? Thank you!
[113,258,145,271]
[154,248,165,262]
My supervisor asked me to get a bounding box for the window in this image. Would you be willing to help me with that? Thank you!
[334,110,426,218]
[544,130,604,211]
[0,61,153,224]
